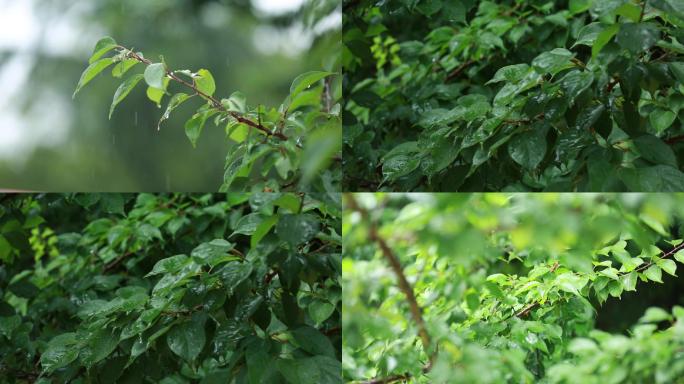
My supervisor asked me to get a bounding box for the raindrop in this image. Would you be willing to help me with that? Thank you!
[134,112,138,126]
[112,135,116,145]
[165,173,171,191]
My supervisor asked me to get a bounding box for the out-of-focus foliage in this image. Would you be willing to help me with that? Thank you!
[343,193,684,383]
[343,0,684,191]
[0,0,340,191]
[76,37,341,193]
[0,193,341,383]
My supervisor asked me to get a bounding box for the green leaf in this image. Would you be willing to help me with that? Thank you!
[276,214,321,246]
[73,58,115,98]
[561,70,594,103]
[80,329,119,368]
[670,62,684,84]
[220,262,253,295]
[508,127,547,170]
[290,71,334,97]
[619,165,684,192]
[648,109,677,133]
[592,24,619,59]
[167,314,206,361]
[656,258,677,276]
[227,123,250,143]
[90,36,117,64]
[159,93,191,129]
[643,264,663,283]
[147,84,167,108]
[251,215,279,248]
[675,250,684,263]
[277,356,342,384]
[41,333,80,373]
[233,213,263,235]
[144,63,167,90]
[195,69,216,97]
[572,23,603,48]
[486,64,530,84]
[621,271,638,291]
[112,59,139,78]
[184,110,217,148]
[557,272,589,295]
[308,300,335,325]
[531,48,574,75]
[146,254,190,277]
[109,74,144,119]
[614,2,642,22]
[191,239,236,267]
[616,23,660,54]
[291,326,336,357]
[302,120,342,183]
[633,135,677,167]
[639,307,672,323]
[650,0,684,20]
[222,91,247,113]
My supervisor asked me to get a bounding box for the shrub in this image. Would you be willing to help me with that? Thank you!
[0,193,341,383]
[343,0,684,191]
[343,193,684,383]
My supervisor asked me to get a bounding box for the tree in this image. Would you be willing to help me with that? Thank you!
[0,193,341,383]
[75,36,342,193]
[343,0,684,191]
[343,193,684,383]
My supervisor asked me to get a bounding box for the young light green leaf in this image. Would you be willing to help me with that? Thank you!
[195,69,216,97]
[222,91,247,113]
[675,250,684,263]
[144,63,166,90]
[109,74,144,119]
[90,36,117,64]
[656,258,677,276]
[290,71,334,97]
[639,307,672,323]
[643,264,663,283]
[147,87,164,107]
[73,58,115,99]
[112,59,139,78]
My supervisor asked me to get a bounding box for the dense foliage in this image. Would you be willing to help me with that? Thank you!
[75,36,341,193]
[343,193,684,383]
[0,193,341,383]
[343,0,684,191]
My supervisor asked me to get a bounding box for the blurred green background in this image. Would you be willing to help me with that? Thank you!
[0,0,340,191]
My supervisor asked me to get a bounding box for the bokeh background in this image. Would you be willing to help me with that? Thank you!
[0,0,340,191]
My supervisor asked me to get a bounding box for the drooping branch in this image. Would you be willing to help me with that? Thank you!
[118,46,289,141]
[345,194,435,383]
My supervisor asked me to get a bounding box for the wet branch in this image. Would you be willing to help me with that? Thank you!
[345,194,435,384]
[118,46,289,141]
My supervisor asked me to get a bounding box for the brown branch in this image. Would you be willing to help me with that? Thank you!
[345,194,435,383]
[665,135,684,145]
[639,0,647,22]
[103,250,135,272]
[118,46,289,141]
[445,59,475,83]
[620,242,684,275]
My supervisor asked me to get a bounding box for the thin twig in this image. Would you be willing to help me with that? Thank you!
[118,46,289,141]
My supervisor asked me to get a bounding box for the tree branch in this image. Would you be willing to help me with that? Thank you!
[345,194,435,383]
[118,46,289,141]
